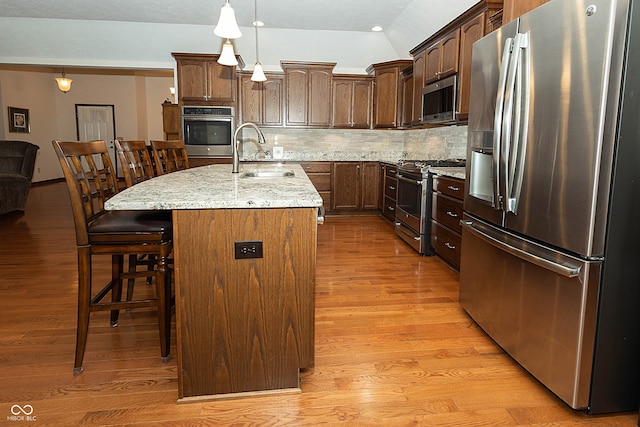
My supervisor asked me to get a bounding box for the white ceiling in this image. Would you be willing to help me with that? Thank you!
[0,0,417,32]
[0,0,479,74]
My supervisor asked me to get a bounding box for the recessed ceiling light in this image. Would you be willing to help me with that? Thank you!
[371,26,383,32]
[253,20,264,27]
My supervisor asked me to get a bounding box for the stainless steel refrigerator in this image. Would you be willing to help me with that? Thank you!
[460,0,640,414]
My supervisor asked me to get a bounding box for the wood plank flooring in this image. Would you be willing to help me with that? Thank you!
[0,182,637,426]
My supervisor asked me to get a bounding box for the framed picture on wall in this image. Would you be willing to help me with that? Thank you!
[8,107,30,133]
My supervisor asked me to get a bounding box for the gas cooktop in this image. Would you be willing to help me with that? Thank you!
[397,159,466,176]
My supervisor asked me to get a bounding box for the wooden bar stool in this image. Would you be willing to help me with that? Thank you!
[53,140,173,375]
[114,139,156,187]
[115,139,165,295]
[149,139,189,175]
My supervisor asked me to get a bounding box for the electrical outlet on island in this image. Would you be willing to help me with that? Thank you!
[273,146,284,159]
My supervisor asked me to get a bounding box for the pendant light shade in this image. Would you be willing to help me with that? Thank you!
[251,63,267,82]
[55,71,73,93]
[214,1,242,39]
[250,0,267,82]
[217,39,238,66]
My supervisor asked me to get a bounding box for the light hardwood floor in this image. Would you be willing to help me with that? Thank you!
[0,182,637,426]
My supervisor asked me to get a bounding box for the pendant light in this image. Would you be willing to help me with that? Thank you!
[250,0,267,82]
[214,0,242,39]
[55,69,73,93]
[218,39,239,66]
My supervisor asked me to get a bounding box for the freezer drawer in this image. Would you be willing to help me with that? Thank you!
[459,216,601,410]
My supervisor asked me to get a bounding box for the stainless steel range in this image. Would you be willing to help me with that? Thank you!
[395,159,465,254]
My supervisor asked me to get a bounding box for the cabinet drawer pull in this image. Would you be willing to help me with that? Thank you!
[388,186,396,190]
[445,242,456,250]
[446,211,458,218]
[447,185,460,192]
[387,206,395,211]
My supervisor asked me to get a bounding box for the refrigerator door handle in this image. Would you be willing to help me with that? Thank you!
[504,32,530,214]
[501,33,528,214]
[461,220,581,278]
[492,37,515,210]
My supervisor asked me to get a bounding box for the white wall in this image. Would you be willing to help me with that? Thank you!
[0,69,173,182]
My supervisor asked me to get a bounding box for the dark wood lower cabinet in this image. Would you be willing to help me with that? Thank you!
[332,162,380,211]
[300,162,332,212]
[380,163,398,222]
[430,174,465,269]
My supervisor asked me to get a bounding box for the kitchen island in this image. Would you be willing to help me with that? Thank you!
[105,163,323,401]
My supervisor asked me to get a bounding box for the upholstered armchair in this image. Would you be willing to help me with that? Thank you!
[0,140,39,215]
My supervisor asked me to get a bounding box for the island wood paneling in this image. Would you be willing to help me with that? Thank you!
[173,207,317,399]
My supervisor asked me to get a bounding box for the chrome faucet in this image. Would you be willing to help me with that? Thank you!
[232,122,266,173]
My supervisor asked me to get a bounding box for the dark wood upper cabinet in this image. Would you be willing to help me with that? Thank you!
[409,0,504,126]
[367,60,412,129]
[172,53,243,106]
[238,72,283,126]
[457,13,486,122]
[503,0,550,23]
[411,51,424,126]
[424,29,460,84]
[332,75,373,129]
[402,66,415,128]
[281,61,335,128]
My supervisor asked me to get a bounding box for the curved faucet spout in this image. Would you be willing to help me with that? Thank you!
[232,122,266,173]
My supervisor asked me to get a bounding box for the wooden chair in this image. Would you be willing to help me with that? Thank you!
[52,140,173,375]
[114,139,161,295]
[149,139,189,175]
[114,139,155,187]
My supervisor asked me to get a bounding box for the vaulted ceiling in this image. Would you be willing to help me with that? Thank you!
[0,0,478,74]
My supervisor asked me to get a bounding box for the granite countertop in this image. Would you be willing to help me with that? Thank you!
[429,166,466,180]
[105,163,323,211]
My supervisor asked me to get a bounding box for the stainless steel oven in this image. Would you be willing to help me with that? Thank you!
[395,167,429,254]
[181,106,234,157]
[395,159,466,254]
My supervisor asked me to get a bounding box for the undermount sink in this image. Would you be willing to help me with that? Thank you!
[240,169,295,178]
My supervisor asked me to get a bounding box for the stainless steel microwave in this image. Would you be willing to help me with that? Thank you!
[422,75,458,125]
[181,106,234,157]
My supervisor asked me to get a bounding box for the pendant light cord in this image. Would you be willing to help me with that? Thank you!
[254,0,260,63]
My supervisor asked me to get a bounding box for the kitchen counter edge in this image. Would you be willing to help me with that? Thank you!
[105,163,323,211]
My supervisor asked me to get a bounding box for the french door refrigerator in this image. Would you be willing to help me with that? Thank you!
[460,0,640,414]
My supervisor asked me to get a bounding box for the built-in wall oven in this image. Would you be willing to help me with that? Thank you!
[395,159,465,254]
[181,106,234,157]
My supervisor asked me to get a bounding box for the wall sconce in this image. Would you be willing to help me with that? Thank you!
[169,87,176,102]
[55,70,73,93]
[214,1,242,39]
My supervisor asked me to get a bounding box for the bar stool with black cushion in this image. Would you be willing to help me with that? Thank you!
[114,139,155,187]
[149,139,189,175]
[52,139,173,375]
[115,139,165,296]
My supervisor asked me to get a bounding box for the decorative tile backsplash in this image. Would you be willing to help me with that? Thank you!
[240,126,468,162]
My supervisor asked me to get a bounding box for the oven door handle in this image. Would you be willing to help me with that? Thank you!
[182,116,232,121]
[397,174,422,186]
